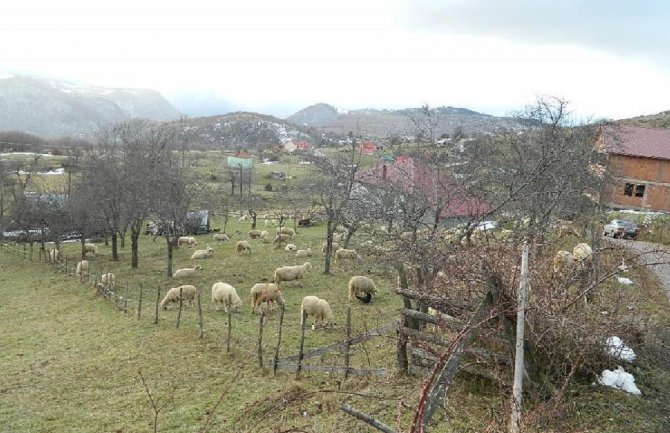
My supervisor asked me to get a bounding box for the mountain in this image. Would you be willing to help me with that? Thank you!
[286,103,526,138]
[618,111,670,129]
[177,112,319,149]
[0,75,181,137]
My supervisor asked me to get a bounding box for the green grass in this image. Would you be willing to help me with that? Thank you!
[2,218,670,432]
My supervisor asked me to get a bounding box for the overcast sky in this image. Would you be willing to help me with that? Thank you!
[2,0,669,119]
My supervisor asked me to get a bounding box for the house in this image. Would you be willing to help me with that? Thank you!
[358,141,376,155]
[358,156,490,222]
[295,141,311,151]
[601,126,670,212]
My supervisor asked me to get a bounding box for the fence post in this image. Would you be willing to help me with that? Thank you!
[257,311,266,368]
[154,287,161,325]
[296,309,307,380]
[30,243,33,261]
[226,294,232,352]
[137,285,143,319]
[273,305,285,375]
[344,305,352,380]
[176,287,184,329]
[197,290,204,339]
[124,282,129,313]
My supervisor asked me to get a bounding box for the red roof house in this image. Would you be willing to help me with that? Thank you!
[359,141,376,155]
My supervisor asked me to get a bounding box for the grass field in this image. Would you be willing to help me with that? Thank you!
[2,219,670,432]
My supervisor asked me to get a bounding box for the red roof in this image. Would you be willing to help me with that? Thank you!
[358,156,490,218]
[295,141,311,150]
[602,126,670,160]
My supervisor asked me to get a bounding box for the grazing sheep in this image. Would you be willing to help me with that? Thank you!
[273,234,291,245]
[172,265,203,278]
[211,282,243,312]
[334,248,361,265]
[348,275,379,302]
[295,248,312,257]
[101,272,116,291]
[49,248,60,262]
[572,243,593,263]
[249,283,285,314]
[178,236,198,246]
[191,246,214,260]
[333,233,344,244]
[273,262,312,285]
[238,215,249,223]
[553,250,575,274]
[249,229,262,239]
[235,240,252,255]
[400,231,413,242]
[321,242,340,254]
[160,285,198,309]
[284,243,297,252]
[75,260,89,278]
[301,296,335,330]
[276,227,295,237]
[213,233,230,242]
[84,243,98,255]
[260,230,270,243]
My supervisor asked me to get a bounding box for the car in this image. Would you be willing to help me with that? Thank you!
[603,219,640,239]
[475,220,498,231]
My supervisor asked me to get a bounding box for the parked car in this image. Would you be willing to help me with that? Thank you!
[603,219,640,239]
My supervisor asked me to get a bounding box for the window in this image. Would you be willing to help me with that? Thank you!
[635,184,646,197]
[624,183,634,196]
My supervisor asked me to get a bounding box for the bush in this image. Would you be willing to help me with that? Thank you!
[264,183,273,191]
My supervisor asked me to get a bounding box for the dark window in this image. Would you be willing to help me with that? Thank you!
[635,184,646,197]
[624,183,634,196]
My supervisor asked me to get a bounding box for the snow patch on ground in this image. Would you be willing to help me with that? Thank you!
[606,336,636,362]
[598,366,641,395]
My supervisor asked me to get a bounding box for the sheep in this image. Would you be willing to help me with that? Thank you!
[84,243,98,255]
[211,282,243,313]
[284,243,297,252]
[160,285,198,309]
[177,236,198,246]
[235,240,252,255]
[321,241,340,254]
[572,243,593,263]
[334,248,361,265]
[264,219,277,228]
[295,247,312,257]
[249,229,262,239]
[238,215,249,223]
[276,227,295,237]
[213,233,230,242]
[101,272,116,291]
[273,234,291,245]
[75,260,89,279]
[301,296,336,330]
[273,262,312,285]
[553,250,575,274]
[191,246,214,260]
[260,230,270,243]
[400,231,413,242]
[249,283,285,314]
[172,264,203,278]
[333,233,344,244]
[348,275,379,302]
[49,248,60,262]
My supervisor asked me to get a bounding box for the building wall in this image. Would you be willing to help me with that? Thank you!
[606,154,670,211]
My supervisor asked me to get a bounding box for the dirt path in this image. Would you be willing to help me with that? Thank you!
[610,238,670,304]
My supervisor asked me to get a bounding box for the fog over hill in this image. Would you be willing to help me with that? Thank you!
[0,75,181,138]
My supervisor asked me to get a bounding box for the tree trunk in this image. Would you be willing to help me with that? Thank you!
[111,232,119,261]
[166,236,174,278]
[324,219,334,274]
[130,222,141,269]
[80,235,87,260]
[510,244,529,433]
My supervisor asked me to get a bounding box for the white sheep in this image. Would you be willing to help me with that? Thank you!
[238,215,249,223]
[284,243,297,252]
[235,240,252,255]
[84,243,98,255]
[249,229,262,239]
[348,275,379,302]
[334,248,361,265]
[273,234,291,245]
[273,262,312,285]
[260,230,270,243]
[213,233,230,242]
[553,250,575,274]
[177,236,198,247]
[276,227,295,237]
[211,282,243,313]
[333,233,344,244]
[160,285,198,309]
[75,260,89,279]
[321,242,340,254]
[172,264,203,278]
[49,248,60,262]
[249,283,285,314]
[191,246,214,260]
[572,243,593,264]
[101,272,116,291]
[295,247,312,257]
[301,296,336,330]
